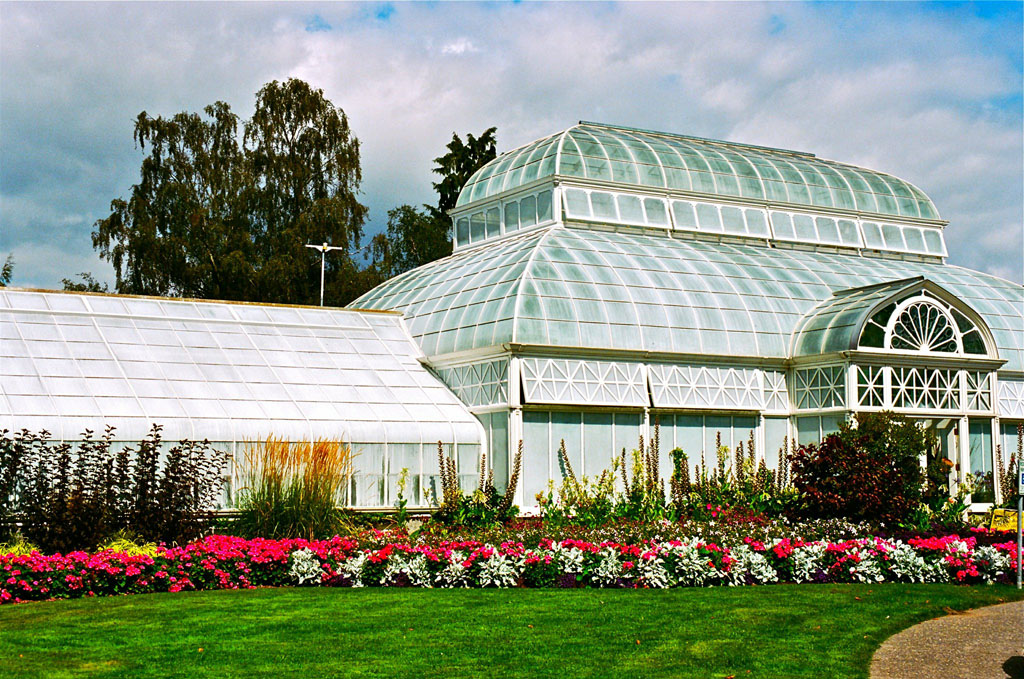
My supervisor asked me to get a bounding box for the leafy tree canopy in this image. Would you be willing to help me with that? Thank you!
[0,255,12,287]
[93,79,367,306]
[62,273,109,293]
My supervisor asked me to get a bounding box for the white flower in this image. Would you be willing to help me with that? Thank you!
[288,548,323,586]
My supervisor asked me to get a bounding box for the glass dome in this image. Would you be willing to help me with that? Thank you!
[456,122,940,222]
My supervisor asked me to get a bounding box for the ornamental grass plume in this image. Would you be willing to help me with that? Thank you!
[234,436,353,540]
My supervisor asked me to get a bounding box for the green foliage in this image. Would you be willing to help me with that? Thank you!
[537,440,618,528]
[431,440,520,529]
[233,436,354,540]
[0,533,39,556]
[97,531,159,557]
[541,425,797,528]
[791,411,930,526]
[0,254,12,287]
[2,426,226,552]
[368,205,451,280]
[428,126,497,219]
[92,79,369,306]
[61,272,109,292]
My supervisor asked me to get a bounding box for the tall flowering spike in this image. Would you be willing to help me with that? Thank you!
[497,440,523,515]
[478,450,487,492]
[558,438,578,490]
[620,446,631,496]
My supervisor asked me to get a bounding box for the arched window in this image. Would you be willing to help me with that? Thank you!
[858,292,988,355]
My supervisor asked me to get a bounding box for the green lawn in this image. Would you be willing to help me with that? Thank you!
[0,584,1020,679]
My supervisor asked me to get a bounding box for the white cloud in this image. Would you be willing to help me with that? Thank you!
[1,1,1021,289]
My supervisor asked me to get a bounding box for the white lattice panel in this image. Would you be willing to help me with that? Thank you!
[998,379,1024,419]
[965,371,992,412]
[649,365,763,410]
[892,367,958,410]
[794,366,846,410]
[435,359,509,408]
[763,370,789,412]
[857,365,884,407]
[520,358,647,406]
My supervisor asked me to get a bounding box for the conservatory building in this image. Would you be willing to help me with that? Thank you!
[352,121,1024,509]
[2,121,1022,510]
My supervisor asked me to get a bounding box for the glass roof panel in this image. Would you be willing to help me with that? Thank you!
[354,227,1022,370]
[1,290,483,447]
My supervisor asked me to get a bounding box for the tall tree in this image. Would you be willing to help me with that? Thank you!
[93,79,367,306]
[428,127,497,221]
[0,255,12,287]
[369,127,497,281]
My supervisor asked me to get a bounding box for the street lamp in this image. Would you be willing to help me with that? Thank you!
[305,242,346,306]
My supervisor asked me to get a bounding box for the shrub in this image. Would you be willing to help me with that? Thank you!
[3,426,226,553]
[791,412,929,525]
[233,436,354,540]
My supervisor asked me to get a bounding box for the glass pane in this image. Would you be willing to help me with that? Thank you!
[816,217,840,244]
[536,190,553,223]
[485,207,501,238]
[469,212,486,243]
[968,420,994,503]
[617,194,644,223]
[882,224,904,249]
[696,203,722,232]
[770,211,795,239]
[793,214,816,240]
[643,198,668,226]
[744,209,769,236]
[456,218,469,245]
[672,201,697,229]
[837,219,859,245]
[564,189,590,218]
[862,221,884,248]
[720,206,744,234]
[521,195,537,228]
[923,229,943,254]
[504,201,519,232]
[903,227,925,252]
[591,192,617,220]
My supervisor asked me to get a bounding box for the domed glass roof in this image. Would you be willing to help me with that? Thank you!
[456,122,940,221]
[352,227,1022,370]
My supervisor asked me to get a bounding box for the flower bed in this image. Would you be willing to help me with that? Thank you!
[2,530,1019,603]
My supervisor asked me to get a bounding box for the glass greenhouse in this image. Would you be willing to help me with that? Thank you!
[353,121,1024,509]
[0,291,484,507]
[2,121,1022,510]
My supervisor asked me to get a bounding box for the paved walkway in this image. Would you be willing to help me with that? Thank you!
[871,600,1024,679]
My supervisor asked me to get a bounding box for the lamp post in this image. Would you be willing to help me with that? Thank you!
[305,242,346,307]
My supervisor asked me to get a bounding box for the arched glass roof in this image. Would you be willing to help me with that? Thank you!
[0,289,484,446]
[790,278,998,358]
[457,122,940,222]
[352,227,1023,371]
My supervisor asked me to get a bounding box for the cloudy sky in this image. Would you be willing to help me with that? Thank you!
[2,1,1022,289]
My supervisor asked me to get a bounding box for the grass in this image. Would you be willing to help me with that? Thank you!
[0,584,1021,678]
